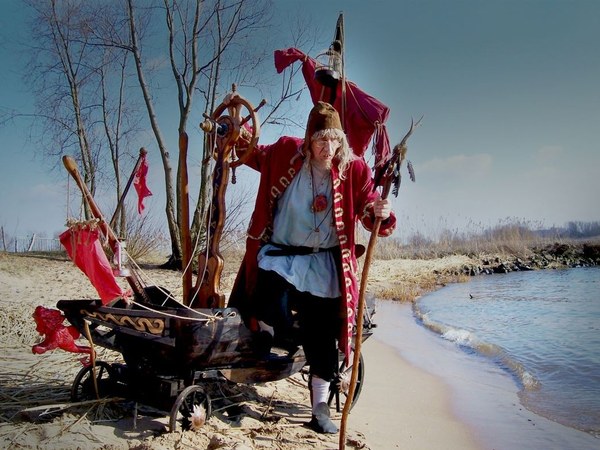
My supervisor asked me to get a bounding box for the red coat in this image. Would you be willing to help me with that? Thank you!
[229,136,396,358]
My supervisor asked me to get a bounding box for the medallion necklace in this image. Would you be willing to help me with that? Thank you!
[310,164,333,233]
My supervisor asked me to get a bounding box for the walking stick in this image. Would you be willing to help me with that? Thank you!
[339,117,422,449]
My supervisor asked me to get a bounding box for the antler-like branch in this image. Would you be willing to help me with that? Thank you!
[377,115,423,198]
[394,115,424,166]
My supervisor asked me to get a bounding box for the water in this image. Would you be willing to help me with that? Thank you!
[413,266,600,437]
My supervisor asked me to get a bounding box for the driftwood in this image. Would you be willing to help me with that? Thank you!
[18,398,123,423]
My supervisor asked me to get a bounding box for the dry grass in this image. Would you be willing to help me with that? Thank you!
[363,255,475,302]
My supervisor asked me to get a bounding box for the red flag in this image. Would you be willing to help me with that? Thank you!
[60,226,125,305]
[133,153,152,213]
[274,48,392,174]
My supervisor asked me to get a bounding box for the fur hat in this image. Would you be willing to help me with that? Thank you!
[303,101,343,154]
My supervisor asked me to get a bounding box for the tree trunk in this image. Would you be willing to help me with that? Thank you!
[127,0,182,266]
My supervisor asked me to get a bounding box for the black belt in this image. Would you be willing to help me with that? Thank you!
[265,242,339,257]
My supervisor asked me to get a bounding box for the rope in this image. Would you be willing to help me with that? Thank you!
[122,247,223,322]
[189,128,218,309]
[128,299,236,323]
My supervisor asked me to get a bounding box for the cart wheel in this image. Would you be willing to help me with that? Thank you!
[328,352,364,413]
[169,385,212,432]
[71,361,113,401]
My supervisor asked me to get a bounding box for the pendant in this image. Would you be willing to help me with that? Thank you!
[312,194,328,213]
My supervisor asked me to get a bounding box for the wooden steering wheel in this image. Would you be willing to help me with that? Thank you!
[191,88,265,308]
[200,88,264,168]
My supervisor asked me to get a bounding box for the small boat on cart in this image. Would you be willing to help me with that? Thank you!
[51,90,376,432]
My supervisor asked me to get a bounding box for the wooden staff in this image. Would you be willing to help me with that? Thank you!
[338,186,390,449]
[339,118,421,449]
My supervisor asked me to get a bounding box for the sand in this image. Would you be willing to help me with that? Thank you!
[0,252,480,449]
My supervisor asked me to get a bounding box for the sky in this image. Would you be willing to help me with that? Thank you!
[1,0,599,242]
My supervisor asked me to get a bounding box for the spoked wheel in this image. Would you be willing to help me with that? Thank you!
[169,385,212,432]
[328,351,365,413]
[71,361,113,401]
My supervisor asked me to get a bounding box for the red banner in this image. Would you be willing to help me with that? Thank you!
[134,153,152,213]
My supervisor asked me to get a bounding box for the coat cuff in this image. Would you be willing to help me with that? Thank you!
[361,205,397,237]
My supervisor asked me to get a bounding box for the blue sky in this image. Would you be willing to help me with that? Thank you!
[1,0,599,241]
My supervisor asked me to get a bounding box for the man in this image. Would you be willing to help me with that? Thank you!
[229,101,396,433]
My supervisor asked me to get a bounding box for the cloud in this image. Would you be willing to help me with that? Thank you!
[419,153,493,177]
[24,183,62,200]
[536,145,563,162]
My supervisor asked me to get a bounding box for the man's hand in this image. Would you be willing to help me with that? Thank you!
[373,197,391,220]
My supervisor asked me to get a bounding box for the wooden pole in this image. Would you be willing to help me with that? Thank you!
[338,185,390,449]
[178,132,193,306]
[62,155,149,302]
[338,119,420,448]
[109,148,147,230]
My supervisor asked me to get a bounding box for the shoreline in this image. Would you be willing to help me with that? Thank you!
[347,335,480,449]
[375,298,600,450]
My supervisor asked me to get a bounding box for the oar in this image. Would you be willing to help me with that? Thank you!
[339,117,421,449]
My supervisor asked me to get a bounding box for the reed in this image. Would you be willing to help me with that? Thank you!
[367,217,600,261]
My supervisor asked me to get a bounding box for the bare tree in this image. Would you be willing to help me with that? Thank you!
[25,0,100,202]
[17,0,320,268]
[119,0,281,268]
[99,49,143,237]
[21,0,140,227]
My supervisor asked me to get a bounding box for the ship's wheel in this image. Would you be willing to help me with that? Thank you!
[200,86,264,168]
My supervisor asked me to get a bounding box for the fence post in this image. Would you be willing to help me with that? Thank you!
[28,234,37,252]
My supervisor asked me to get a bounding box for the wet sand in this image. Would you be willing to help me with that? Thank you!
[372,299,599,450]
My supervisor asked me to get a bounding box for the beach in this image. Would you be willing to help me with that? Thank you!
[0,252,501,449]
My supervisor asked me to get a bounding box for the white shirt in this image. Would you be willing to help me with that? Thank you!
[257,162,341,298]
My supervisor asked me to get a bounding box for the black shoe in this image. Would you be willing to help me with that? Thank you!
[252,331,273,358]
[307,402,338,434]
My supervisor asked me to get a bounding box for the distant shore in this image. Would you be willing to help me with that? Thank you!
[368,241,600,302]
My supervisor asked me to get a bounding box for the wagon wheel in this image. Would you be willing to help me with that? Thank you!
[71,361,113,401]
[328,352,365,413]
[169,385,212,432]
